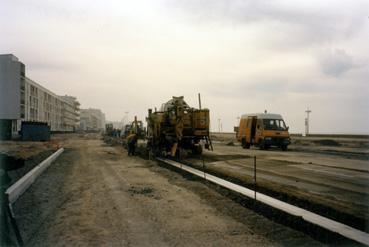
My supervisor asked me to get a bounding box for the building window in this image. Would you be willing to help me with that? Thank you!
[12,120,17,132]
[20,91,25,104]
[20,105,25,118]
[20,78,25,90]
[20,63,25,77]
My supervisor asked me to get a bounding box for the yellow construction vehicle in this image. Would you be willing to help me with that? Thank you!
[146,95,212,157]
[123,116,145,139]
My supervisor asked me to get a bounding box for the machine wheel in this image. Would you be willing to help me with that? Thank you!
[241,138,249,149]
[192,144,203,155]
[259,140,265,150]
[281,145,288,151]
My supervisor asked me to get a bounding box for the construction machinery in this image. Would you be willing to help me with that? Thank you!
[146,95,212,157]
[123,116,146,139]
[105,123,114,136]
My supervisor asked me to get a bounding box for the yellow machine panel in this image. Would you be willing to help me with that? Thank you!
[146,96,212,156]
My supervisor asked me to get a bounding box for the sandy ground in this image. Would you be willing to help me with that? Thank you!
[0,140,59,160]
[9,134,323,246]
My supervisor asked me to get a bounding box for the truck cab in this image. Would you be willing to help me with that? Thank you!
[236,113,290,151]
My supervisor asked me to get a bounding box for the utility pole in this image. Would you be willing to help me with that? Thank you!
[198,93,202,110]
[218,118,221,133]
[305,108,312,136]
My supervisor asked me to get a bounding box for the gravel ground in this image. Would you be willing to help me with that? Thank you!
[10,134,323,246]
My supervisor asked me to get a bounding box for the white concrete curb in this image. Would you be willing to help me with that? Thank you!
[6,148,64,204]
[157,158,369,246]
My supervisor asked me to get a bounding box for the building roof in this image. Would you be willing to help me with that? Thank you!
[0,54,19,62]
[25,77,75,107]
[241,113,284,119]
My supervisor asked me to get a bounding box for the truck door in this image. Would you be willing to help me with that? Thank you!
[250,117,257,144]
[245,117,253,143]
[255,119,263,143]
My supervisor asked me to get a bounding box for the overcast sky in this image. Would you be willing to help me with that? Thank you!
[1,0,368,133]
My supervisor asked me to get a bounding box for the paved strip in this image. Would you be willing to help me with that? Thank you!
[6,148,64,204]
[157,158,369,246]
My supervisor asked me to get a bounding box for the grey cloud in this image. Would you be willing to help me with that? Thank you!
[2,0,92,22]
[288,81,329,94]
[168,0,367,45]
[27,60,76,71]
[318,49,358,77]
[206,77,343,100]
[206,79,288,99]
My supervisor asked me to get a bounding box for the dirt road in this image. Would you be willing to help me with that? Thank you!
[12,135,322,246]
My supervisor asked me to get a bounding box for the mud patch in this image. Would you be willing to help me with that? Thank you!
[313,139,341,146]
[128,186,154,196]
[190,154,252,163]
[103,136,123,146]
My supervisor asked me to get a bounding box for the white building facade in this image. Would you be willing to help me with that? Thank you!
[0,54,80,139]
[80,108,106,131]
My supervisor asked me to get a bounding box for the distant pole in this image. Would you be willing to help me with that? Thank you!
[218,118,221,133]
[198,93,202,110]
[134,116,138,134]
[254,156,257,200]
[305,108,312,136]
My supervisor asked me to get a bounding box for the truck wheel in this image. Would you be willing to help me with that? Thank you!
[241,138,247,148]
[281,145,288,151]
[259,140,265,150]
[192,144,203,155]
[245,142,250,149]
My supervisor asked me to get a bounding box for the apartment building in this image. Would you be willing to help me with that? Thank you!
[60,95,81,131]
[0,54,80,139]
[80,108,106,131]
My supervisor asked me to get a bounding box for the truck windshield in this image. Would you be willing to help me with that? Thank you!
[263,119,287,130]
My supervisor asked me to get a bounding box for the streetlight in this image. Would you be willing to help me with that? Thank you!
[305,108,312,136]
